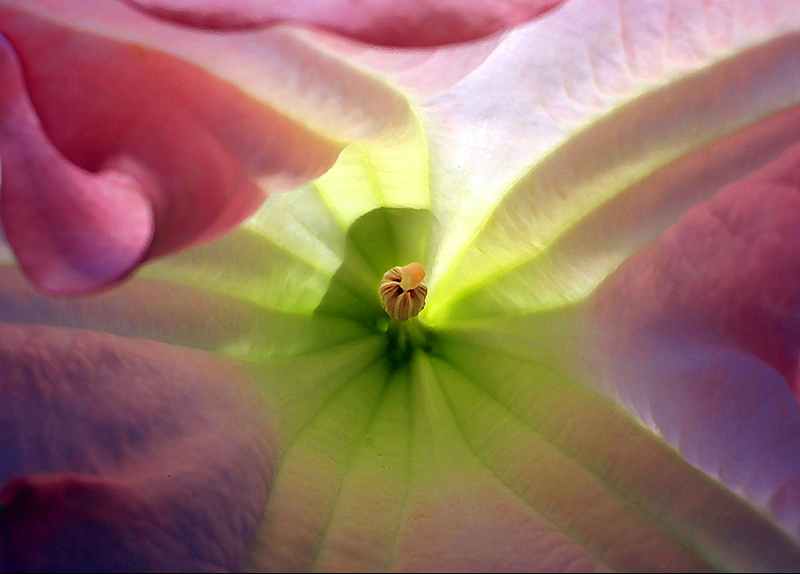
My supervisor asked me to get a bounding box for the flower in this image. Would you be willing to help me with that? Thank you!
[2,0,800,571]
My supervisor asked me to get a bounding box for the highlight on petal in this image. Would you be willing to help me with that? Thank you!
[421,0,800,324]
[122,0,567,46]
[297,28,506,100]
[0,322,274,571]
[587,141,800,541]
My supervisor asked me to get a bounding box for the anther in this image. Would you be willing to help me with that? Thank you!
[379,262,428,321]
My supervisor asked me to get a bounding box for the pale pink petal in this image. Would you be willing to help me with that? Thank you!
[588,141,800,540]
[0,323,274,571]
[291,28,506,100]
[420,0,800,323]
[122,0,567,46]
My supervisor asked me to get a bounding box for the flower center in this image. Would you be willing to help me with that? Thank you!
[379,262,428,322]
[379,262,432,368]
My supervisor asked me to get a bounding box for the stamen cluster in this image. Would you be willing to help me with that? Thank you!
[379,262,427,321]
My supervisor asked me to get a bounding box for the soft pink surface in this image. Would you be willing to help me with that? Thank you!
[0,323,274,571]
[123,0,566,46]
[589,141,800,538]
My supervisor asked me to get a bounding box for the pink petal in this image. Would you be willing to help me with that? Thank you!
[0,35,154,295]
[588,141,800,539]
[0,4,344,294]
[292,28,506,99]
[122,0,567,47]
[0,323,274,571]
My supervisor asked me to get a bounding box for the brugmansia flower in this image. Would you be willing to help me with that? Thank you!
[2,0,800,571]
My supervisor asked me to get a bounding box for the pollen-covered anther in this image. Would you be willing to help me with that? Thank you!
[380,262,428,321]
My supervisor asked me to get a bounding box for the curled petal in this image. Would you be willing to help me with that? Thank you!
[0,35,154,295]
[0,3,347,294]
[122,0,567,46]
[0,323,274,571]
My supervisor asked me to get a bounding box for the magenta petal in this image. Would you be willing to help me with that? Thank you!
[588,142,800,538]
[122,0,566,46]
[0,323,274,571]
[0,35,154,295]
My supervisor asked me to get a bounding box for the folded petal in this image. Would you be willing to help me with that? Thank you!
[0,35,154,294]
[122,0,566,46]
[0,4,341,293]
[0,0,428,294]
[0,323,274,571]
[587,141,800,540]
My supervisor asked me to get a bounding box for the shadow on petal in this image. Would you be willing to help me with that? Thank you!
[121,0,567,47]
[0,323,275,571]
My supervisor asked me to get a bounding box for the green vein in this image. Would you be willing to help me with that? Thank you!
[429,354,719,572]
[312,179,352,232]
[307,374,392,572]
[435,341,800,571]
[414,352,615,571]
[247,338,385,457]
[280,364,380,459]
[432,38,800,309]
[385,365,413,573]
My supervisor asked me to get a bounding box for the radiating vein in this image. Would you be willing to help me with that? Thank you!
[429,354,718,572]
[435,339,800,571]
[308,376,392,572]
